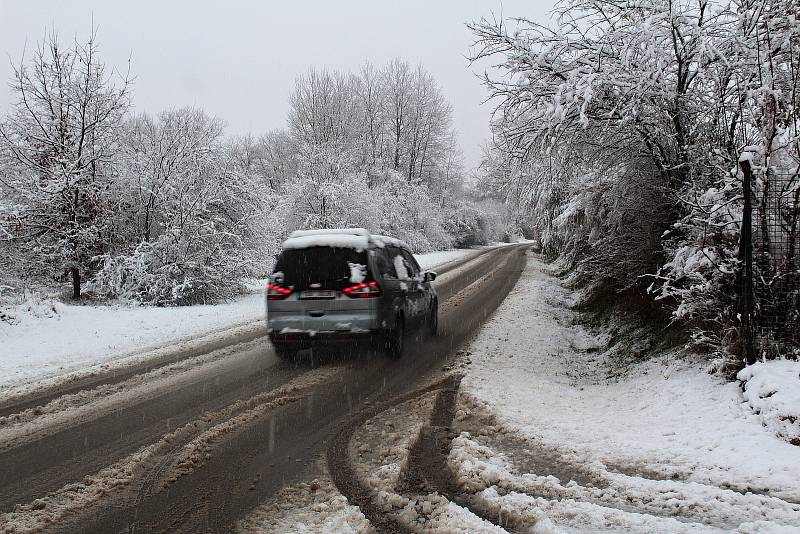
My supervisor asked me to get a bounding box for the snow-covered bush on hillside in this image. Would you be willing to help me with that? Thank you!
[651,169,743,351]
[471,0,800,364]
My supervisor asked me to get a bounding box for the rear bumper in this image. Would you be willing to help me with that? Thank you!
[267,307,382,335]
[269,330,379,348]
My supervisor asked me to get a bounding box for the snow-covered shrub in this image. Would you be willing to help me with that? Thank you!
[87,108,262,306]
[91,230,247,306]
[651,170,743,352]
[471,0,800,365]
[580,168,673,293]
[443,200,495,248]
[470,199,516,244]
[283,142,378,231]
[372,171,452,252]
[547,179,597,270]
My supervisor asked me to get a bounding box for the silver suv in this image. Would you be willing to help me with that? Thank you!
[266,228,438,359]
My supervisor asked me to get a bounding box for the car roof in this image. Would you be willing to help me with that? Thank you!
[282,228,411,252]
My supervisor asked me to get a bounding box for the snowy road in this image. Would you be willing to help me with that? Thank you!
[0,245,528,532]
[234,253,800,534]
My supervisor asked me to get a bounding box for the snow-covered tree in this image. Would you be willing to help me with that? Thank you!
[0,31,497,307]
[92,108,259,305]
[254,129,297,192]
[0,31,131,298]
[354,62,388,178]
[280,61,477,250]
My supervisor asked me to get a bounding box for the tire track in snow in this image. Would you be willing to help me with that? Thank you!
[0,366,339,532]
[396,377,534,533]
[327,372,524,533]
[446,394,800,532]
[326,375,461,534]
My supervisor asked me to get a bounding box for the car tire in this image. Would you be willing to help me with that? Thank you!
[386,315,405,359]
[428,301,438,336]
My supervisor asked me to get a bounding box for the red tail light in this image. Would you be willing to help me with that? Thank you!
[343,280,381,298]
[267,283,291,300]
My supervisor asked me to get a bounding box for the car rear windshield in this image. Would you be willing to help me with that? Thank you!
[273,246,371,291]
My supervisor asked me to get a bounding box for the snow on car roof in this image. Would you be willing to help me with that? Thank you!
[370,234,410,250]
[282,229,411,252]
[288,228,370,239]
[282,234,370,251]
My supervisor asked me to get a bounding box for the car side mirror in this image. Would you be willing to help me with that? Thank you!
[423,271,437,283]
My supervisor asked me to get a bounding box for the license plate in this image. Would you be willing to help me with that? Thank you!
[301,290,336,299]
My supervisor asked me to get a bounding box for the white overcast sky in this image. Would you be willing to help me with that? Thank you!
[0,1,554,171]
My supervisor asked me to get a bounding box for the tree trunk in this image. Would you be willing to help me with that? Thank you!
[71,267,81,300]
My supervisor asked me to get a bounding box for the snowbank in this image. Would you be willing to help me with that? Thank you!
[738,360,800,445]
[455,253,800,531]
[0,292,265,388]
[238,477,373,534]
[415,250,472,270]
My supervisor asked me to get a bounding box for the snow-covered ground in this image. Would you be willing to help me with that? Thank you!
[0,290,266,389]
[451,253,800,532]
[231,250,800,533]
[0,250,471,389]
[415,250,473,270]
[239,476,373,534]
[11,247,797,531]
[738,360,800,446]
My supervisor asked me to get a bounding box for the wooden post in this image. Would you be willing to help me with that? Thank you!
[738,158,756,365]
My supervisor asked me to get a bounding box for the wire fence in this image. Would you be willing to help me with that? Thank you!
[742,164,800,360]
